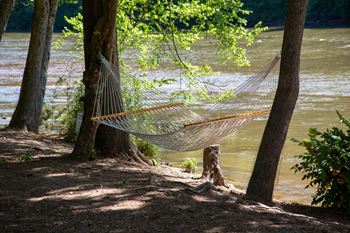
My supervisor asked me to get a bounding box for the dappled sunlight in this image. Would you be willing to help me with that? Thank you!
[44,172,76,178]
[191,194,217,203]
[31,167,55,172]
[28,187,128,202]
[204,227,225,233]
[99,200,146,211]
[0,130,72,161]
[0,0,349,229]
[1,130,349,232]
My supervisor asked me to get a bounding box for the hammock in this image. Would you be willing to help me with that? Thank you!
[91,53,280,151]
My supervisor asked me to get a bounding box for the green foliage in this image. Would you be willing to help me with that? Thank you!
[307,0,350,21]
[182,158,197,173]
[45,80,84,142]
[44,0,267,141]
[60,82,84,141]
[89,149,97,161]
[41,103,56,129]
[243,0,287,25]
[117,0,266,67]
[60,13,84,55]
[7,0,349,33]
[7,0,81,32]
[7,0,34,31]
[17,153,33,161]
[120,66,164,112]
[55,1,81,32]
[134,137,159,159]
[62,0,266,103]
[42,63,164,145]
[243,0,350,26]
[42,70,84,141]
[292,111,350,213]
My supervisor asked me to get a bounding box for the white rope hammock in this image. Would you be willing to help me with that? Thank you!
[91,53,280,151]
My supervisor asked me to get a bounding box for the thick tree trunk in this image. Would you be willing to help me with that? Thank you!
[71,0,151,164]
[8,0,58,132]
[202,145,225,186]
[0,0,15,42]
[245,0,308,203]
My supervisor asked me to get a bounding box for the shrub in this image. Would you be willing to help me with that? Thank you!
[41,63,84,142]
[292,111,350,213]
[182,158,197,173]
[17,153,33,161]
[60,82,84,142]
[134,137,159,159]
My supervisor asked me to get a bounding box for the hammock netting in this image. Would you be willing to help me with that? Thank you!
[91,54,280,151]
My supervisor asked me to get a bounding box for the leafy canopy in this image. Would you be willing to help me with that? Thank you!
[116,0,266,67]
[50,0,266,145]
[63,0,266,102]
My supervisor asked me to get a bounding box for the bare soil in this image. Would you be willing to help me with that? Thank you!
[0,130,349,233]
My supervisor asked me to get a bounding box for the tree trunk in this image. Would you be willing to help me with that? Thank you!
[202,145,225,186]
[0,0,15,42]
[71,0,151,165]
[245,0,308,203]
[8,0,58,132]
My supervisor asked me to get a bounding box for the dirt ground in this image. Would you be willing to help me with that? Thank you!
[0,130,349,233]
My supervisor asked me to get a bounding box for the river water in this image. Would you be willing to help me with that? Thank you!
[1,29,349,203]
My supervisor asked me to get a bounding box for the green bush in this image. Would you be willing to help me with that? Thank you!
[182,158,197,173]
[17,153,33,161]
[60,82,84,141]
[43,79,84,142]
[292,111,350,213]
[134,137,159,159]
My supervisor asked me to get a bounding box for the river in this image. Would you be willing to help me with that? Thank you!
[0,28,349,204]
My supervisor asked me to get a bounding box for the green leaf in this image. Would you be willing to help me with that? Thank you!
[292,111,350,212]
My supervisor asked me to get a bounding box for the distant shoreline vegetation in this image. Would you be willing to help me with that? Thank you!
[6,0,350,33]
[244,0,350,28]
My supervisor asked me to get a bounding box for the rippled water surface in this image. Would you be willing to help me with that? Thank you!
[1,29,349,203]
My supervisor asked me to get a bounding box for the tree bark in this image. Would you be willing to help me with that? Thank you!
[202,145,225,186]
[245,0,308,203]
[0,0,15,42]
[8,0,58,132]
[71,0,151,165]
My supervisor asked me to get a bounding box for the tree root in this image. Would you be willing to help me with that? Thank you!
[186,181,231,195]
[186,181,214,194]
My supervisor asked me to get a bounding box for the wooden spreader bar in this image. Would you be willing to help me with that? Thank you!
[91,103,185,121]
[184,109,271,128]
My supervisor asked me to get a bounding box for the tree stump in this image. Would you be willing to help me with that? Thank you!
[202,145,225,186]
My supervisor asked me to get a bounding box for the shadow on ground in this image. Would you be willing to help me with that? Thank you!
[0,130,349,233]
